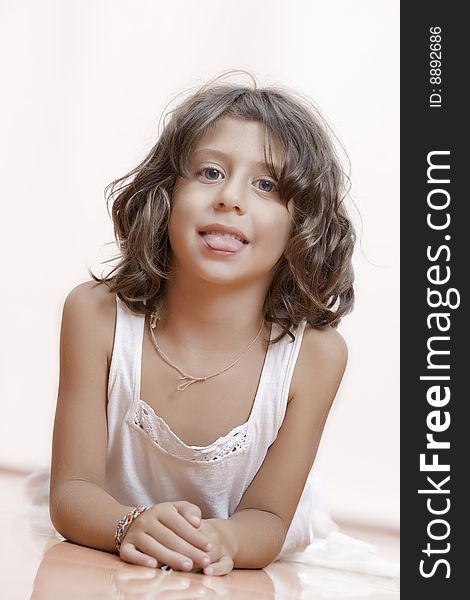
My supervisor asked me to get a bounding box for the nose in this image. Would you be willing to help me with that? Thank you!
[212,176,247,214]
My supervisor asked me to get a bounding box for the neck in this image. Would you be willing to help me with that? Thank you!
[156,275,273,354]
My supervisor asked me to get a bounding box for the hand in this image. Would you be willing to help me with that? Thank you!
[196,518,237,577]
[119,501,213,572]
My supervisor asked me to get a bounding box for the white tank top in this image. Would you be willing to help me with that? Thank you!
[106,295,317,559]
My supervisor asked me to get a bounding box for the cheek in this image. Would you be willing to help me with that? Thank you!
[254,214,292,262]
[167,207,188,253]
[168,196,194,238]
[269,209,294,245]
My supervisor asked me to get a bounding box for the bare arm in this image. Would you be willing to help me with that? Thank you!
[206,509,287,569]
[50,479,134,553]
[50,283,212,570]
[200,326,348,572]
[49,281,131,551]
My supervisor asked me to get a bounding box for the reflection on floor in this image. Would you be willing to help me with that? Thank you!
[2,468,399,599]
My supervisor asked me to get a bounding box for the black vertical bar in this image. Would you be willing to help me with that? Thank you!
[401,2,467,597]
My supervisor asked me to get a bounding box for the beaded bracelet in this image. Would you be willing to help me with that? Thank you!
[114,506,149,552]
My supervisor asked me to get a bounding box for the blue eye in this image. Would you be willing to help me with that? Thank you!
[256,179,277,193]
[200,167,222,180]
[197,168,277,192]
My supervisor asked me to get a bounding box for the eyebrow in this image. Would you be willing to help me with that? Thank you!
[193,148,281,175]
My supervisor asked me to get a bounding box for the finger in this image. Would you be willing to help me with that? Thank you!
[173,501,203,528]
[148,521,212,569]
[159,510,213,552]
[119,542,158,568]
[203,553,234,577]
[132,532,200,573]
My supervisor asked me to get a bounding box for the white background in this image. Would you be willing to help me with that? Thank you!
[0,0,399,530]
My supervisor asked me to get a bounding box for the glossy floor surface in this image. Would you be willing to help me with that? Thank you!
[3,469,399,599]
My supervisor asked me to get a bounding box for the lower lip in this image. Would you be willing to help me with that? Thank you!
[198,233,249,256]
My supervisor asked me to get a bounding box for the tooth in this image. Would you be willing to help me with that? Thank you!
[206,231,243,242]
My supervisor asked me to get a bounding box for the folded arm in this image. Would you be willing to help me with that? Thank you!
[50,282,214,572]
[202,325,348,573]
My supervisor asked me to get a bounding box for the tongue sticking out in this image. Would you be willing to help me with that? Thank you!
[202,233,245,252]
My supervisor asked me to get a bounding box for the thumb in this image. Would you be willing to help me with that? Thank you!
[175,500,203,528]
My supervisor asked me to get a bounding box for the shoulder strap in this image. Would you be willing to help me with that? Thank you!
[250,319,308,437]
[275,319,308,422]
[108,296,146,409]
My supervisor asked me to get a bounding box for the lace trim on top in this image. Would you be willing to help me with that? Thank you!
[133,398,249,462]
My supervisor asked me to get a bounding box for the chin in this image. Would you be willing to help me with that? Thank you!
[199,271,248,286]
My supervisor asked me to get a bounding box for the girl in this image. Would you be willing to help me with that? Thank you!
[49,73,355,577]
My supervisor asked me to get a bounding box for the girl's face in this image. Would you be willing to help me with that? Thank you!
[168,117,293,287]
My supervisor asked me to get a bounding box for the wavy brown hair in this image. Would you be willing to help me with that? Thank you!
[91,72,355,343]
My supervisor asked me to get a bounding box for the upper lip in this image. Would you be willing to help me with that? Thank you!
[198,223,250,243]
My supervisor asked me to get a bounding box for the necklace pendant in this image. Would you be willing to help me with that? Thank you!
[150,313,266,392]
[177,377,199,391]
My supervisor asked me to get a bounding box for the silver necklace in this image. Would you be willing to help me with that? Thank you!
[149,307,265,391]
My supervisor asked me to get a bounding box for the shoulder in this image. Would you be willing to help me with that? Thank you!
[300,323,348,366]
[64,280,115,308]
[63,280,116,328]
[289,324,348,404]
[62,280,116,365]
